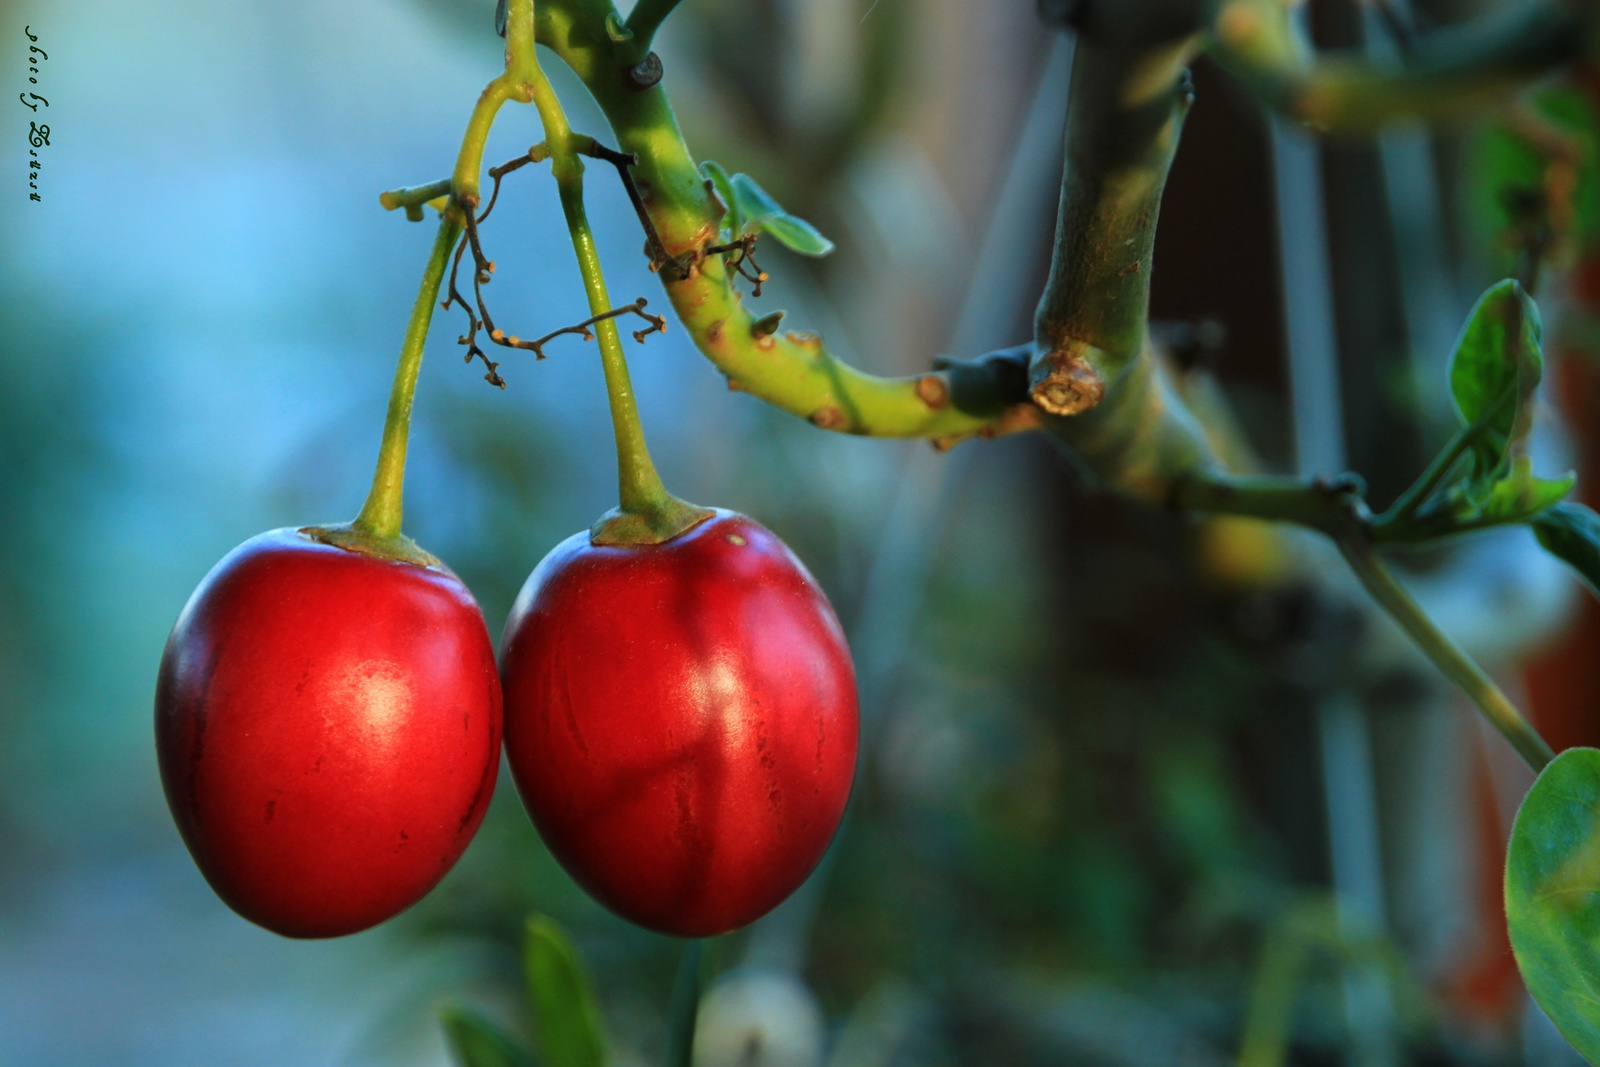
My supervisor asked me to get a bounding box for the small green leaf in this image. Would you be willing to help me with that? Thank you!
[1507,747,1600,1063]
[525,916,608,1067]
[727,171,783,236]
[1480,458,1575,522]
[758,213,836,257]
[699,161,741,241]
[1449,279,1543,482]
[728,172,836,256]
[440,1006,536,1067]
[1534,501,1600,597]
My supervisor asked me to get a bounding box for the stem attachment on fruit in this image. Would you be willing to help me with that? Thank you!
[527,56,712,546]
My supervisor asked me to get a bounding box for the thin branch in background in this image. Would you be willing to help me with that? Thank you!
[1371,0,1418,54]
[1500,187,1553,296]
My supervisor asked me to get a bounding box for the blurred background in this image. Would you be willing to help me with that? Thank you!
[5,0,1600,1063]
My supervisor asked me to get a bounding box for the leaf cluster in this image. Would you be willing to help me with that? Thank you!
[1379,279,1576,541]
[700,160,835,258]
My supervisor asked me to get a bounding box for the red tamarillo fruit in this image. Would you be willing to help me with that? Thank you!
[499,511,858,937]
[155,528,501,938]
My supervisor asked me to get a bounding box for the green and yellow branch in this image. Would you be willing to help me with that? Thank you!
[525,0,1555,768]
[616,0,683,69]
[351,215,464,543]
[323,0,542,563]
[379,179,452,221]
[530,0,1025,442]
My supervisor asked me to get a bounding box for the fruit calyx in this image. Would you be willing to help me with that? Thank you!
[590,494,714,547]
[300,521,442,568]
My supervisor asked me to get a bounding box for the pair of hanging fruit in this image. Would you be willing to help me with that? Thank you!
[154,217,858,939]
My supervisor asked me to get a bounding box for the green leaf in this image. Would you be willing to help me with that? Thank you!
[1534,502,1600,597]
[758,213,836,258]
[440,1006,537,1067]
[727,171,783,237]
[1480,458,1575,523]
[728,172,836,256]
[524,916,608,1067]
[1507,747,1600,1063]
[699,164,836,257]
[699,160,741,242]
[1449,279,1543,483]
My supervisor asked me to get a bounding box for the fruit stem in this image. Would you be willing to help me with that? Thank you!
[352,215,464,542]
[528,60,711,545]
[349,0,540,544]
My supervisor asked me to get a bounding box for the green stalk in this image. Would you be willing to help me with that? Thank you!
[310,0,542,564]
[1030,33,1198,415]
[452,0,540,208]
[351,216,464,541]
[1337,536,1553,772]
[528,59,711,545]
[1175,471,1364,538]
[303,215,460,566]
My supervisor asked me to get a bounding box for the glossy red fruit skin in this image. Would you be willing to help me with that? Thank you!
[155,528,502,939]
[500,510,859,937]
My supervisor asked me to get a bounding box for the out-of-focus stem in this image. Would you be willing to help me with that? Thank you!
[1338,536,1554,772]
[1210,0,1584,132]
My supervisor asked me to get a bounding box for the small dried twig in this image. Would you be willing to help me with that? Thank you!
[582,138,698,277]
[436,145,670,387]
[441,227,505,387]
[493,298,667,360]
[706,234,769,297]
[478,143,550,224]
